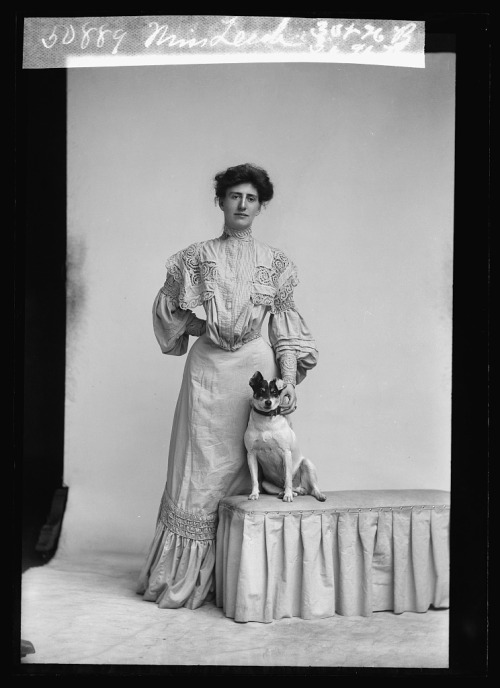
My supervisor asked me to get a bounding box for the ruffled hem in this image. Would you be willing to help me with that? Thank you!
[136,521,216,609]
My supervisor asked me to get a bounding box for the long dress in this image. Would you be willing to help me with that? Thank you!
[136,224,319,609]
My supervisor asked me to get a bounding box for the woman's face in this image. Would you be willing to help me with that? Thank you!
[219,183,261,231]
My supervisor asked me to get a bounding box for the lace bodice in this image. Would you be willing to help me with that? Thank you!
[153,227,318,385]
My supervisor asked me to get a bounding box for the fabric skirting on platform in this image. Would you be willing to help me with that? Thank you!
[216,490,450,622]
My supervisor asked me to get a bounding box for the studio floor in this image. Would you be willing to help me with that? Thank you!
[17,552,449,673]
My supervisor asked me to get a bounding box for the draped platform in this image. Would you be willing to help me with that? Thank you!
[215,489,450,623]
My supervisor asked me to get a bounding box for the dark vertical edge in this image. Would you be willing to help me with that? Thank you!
[13,11,68,665]
[447,12,490,677]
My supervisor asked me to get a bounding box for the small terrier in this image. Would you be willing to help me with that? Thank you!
[244,371,326,503]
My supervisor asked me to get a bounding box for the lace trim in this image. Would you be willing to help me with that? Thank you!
[222,225,253,241]
[163,243,297,313]
[280,351,298,385]
[160,287,214,310]
[179,242,202,285]
[158,492,218,541]
[251,292,274,307]
[162,264,183,300]
[163,246,218,309]
[271,248,291,274]
[253,249,290,288]
[274,275,297,313]
[252,248,298,314]
[251,288,296,313]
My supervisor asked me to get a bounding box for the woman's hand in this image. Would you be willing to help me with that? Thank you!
[279,383,297,415]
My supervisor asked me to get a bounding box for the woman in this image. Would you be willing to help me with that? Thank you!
[137,163,318,609]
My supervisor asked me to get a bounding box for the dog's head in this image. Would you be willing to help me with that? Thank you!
[249,371,285,413]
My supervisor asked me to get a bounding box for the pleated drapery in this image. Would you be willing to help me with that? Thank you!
[215,490,450,623]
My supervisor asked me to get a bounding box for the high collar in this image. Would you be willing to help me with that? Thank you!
[221,225,253,242]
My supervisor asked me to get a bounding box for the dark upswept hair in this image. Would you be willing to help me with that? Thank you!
[214,163,274,205]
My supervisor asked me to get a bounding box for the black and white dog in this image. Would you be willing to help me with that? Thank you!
[244,371,326,503]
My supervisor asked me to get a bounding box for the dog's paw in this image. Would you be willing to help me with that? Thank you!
[248,492,260,500]
[312,490,326,502]
[282,491,294,502]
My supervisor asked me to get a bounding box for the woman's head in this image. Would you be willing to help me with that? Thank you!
[214,163,274,205]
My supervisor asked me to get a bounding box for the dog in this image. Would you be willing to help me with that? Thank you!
[244,371,326,503]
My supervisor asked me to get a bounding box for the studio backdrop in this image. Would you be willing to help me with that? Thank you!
[59,55,455,559]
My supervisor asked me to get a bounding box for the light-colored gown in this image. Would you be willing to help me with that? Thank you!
[136,225,318,609]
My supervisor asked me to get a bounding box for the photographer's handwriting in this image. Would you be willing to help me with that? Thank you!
[42,22,127,55]
[39,18,418,57]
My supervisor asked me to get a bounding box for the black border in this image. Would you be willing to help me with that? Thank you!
[12,10,490,678]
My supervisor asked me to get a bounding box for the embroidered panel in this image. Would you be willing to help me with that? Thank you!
[161,264,182,302]
[181,242,203,286]
[274,276,297,313]
[279,351,298,384]
[163,240,298,314]
[159,492,218,541]
[164,243,218,309]
[251,248,298,313]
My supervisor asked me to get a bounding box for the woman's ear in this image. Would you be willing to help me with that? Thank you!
[218,198,224,209]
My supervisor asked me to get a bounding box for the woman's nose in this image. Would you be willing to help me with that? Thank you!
[238,196,247,209]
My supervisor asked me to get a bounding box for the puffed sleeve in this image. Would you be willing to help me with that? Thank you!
[153,248,206,356]
[268,255,318,385]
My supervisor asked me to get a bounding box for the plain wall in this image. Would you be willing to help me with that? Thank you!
[60,55,455,557]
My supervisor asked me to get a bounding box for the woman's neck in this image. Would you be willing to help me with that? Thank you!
[222,224,253,241]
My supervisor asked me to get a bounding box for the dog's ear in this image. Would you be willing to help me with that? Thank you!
[249,371,263,389]
[275,378,285,391]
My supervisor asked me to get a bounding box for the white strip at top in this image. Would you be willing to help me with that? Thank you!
[23,16,426,70]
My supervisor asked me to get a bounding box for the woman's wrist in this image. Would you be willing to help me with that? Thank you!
[279,352,297,388]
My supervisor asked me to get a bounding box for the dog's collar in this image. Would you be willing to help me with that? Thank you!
[253,406,281,417]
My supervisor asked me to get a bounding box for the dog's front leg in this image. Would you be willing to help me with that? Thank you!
[282,449,294,502]
[247,451,260,500]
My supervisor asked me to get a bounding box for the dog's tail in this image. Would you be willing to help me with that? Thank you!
[261,480,282,495]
